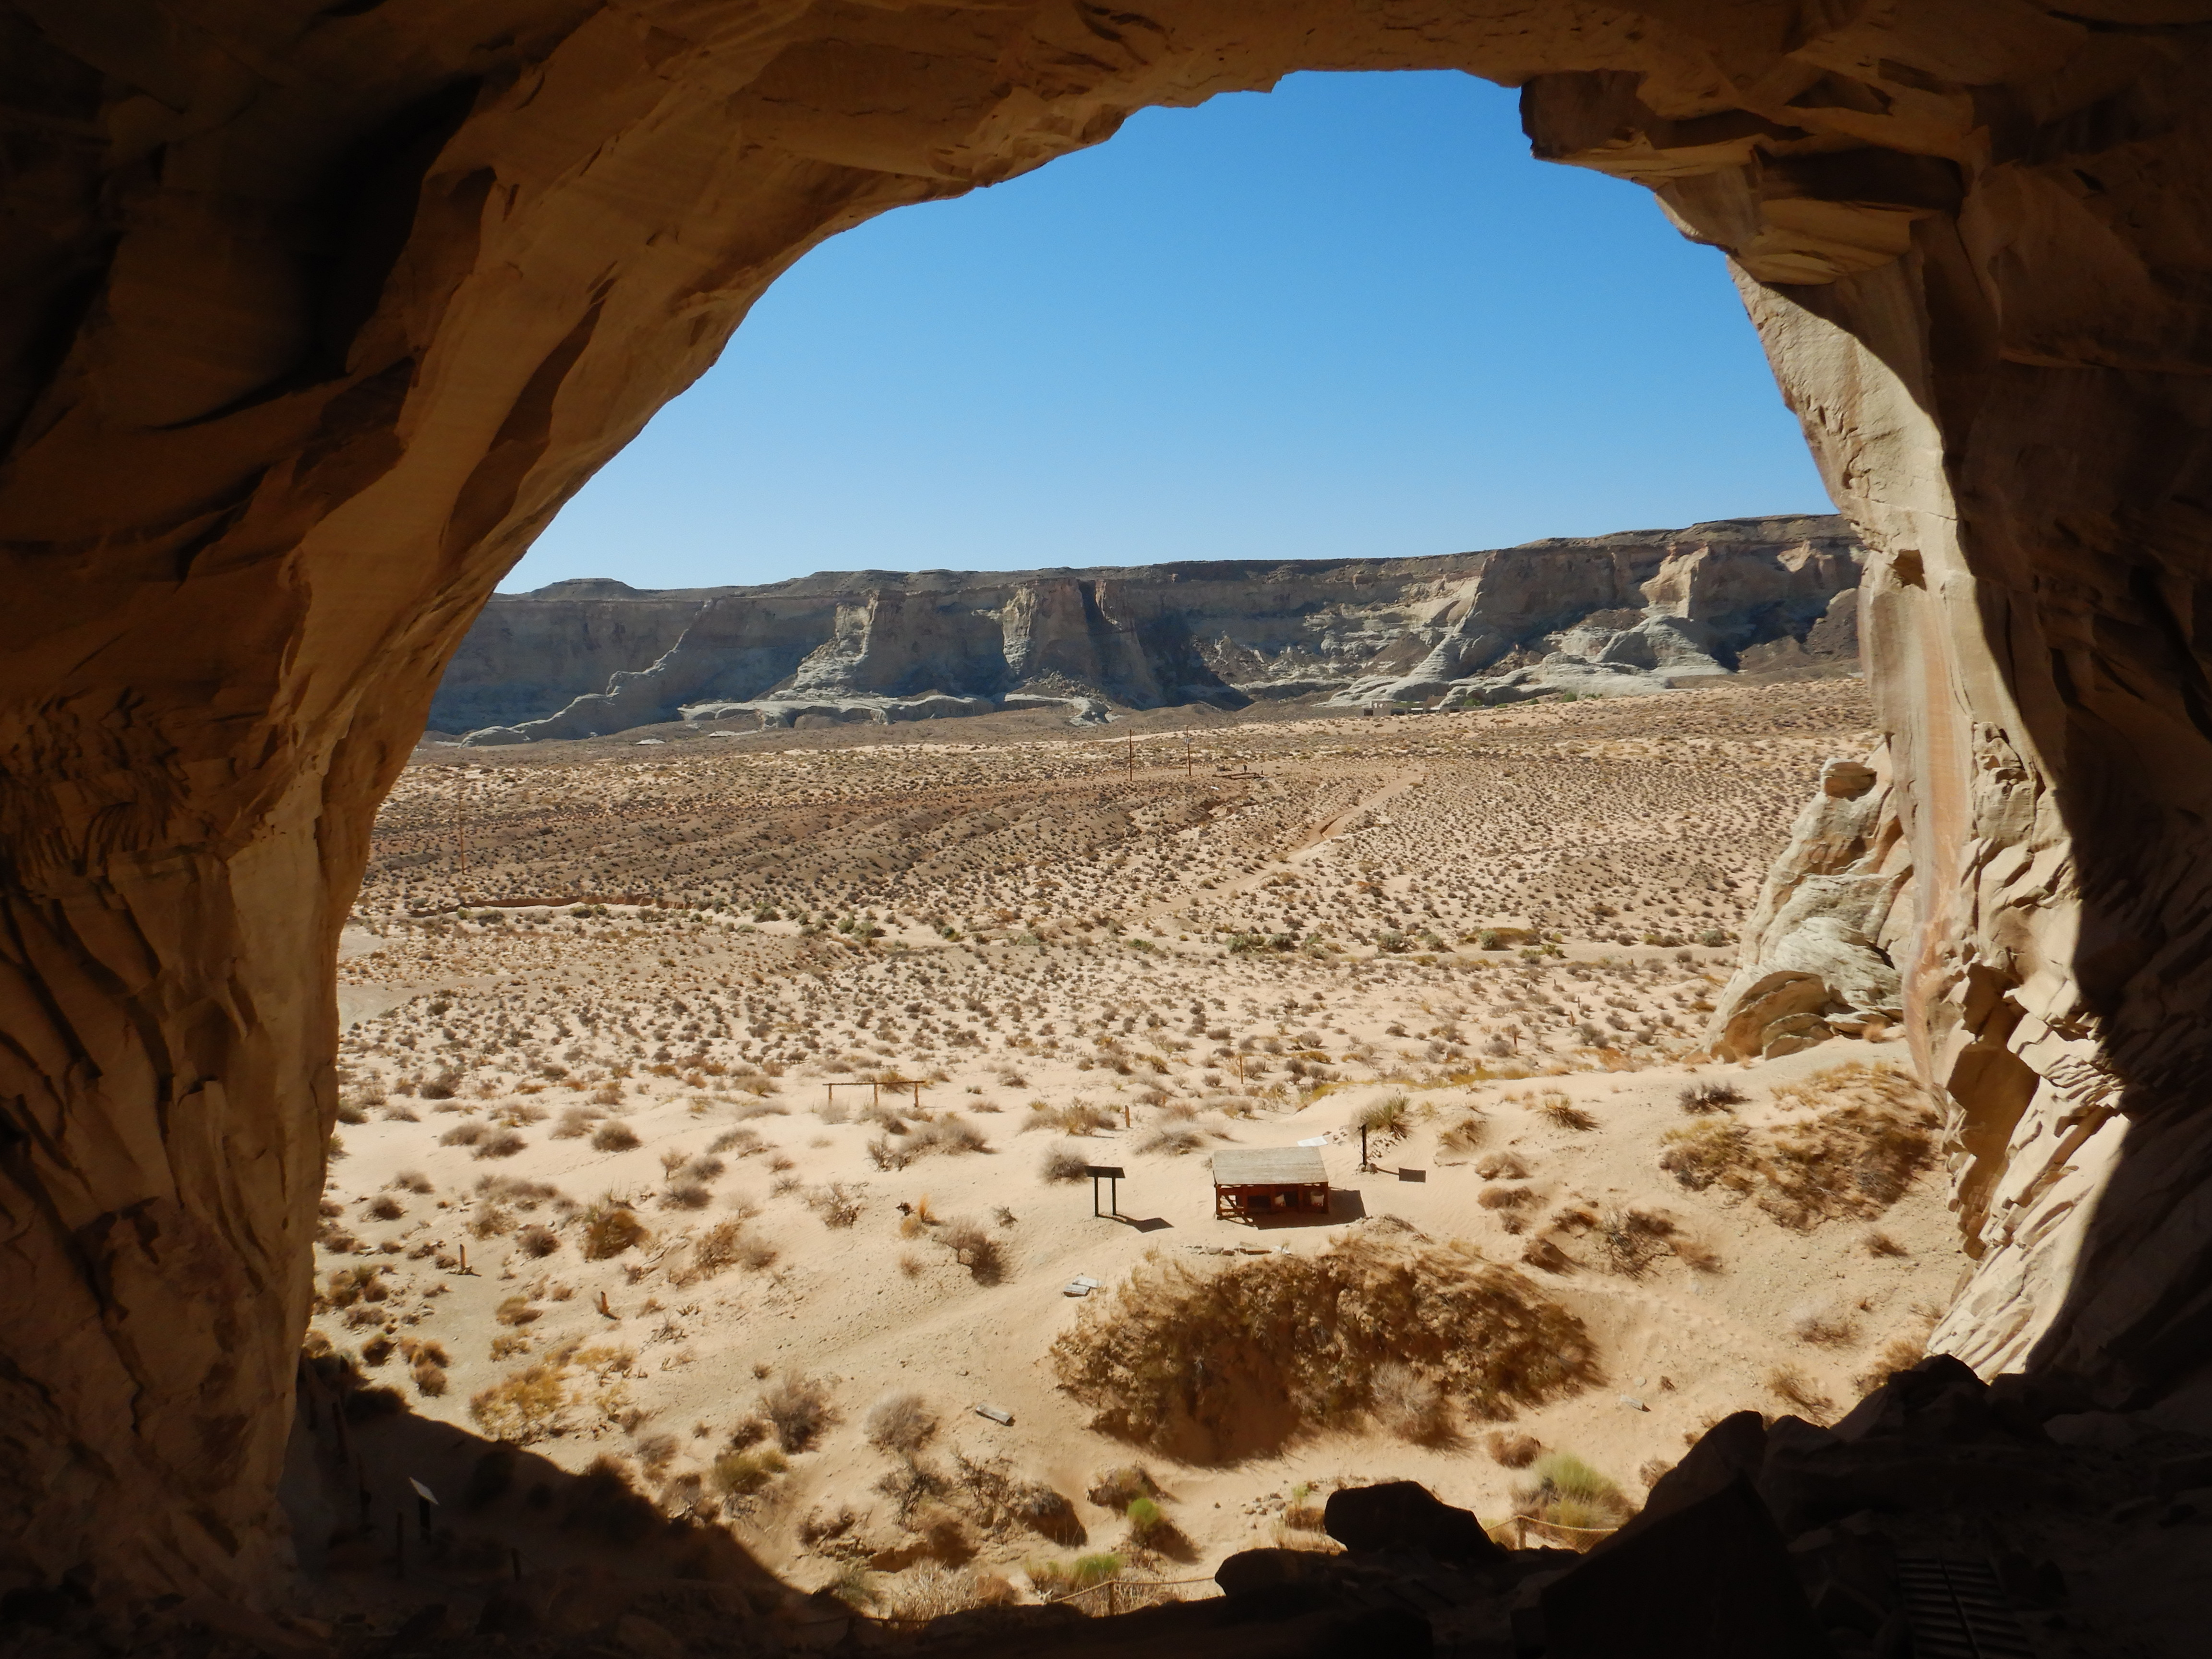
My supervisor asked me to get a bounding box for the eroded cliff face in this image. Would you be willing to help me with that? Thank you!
[437,518,1863,741]
[6,0,2212,1608]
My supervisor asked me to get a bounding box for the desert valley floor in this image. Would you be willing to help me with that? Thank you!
[314,678,1958,1619]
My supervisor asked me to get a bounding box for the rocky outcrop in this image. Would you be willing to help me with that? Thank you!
[437,518,1864,742]
[1707,752,1910,1060]
[10,0,2212,1613]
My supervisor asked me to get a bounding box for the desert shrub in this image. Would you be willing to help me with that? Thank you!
[514,1223,561,1258]
[490,1332,531,1360]
[1135,1125,1212,1156]
[881,1563,1017,1621]
[581,1202,648,1260]
[692,1219,745,1277]
[1595,1207,1675,1277]
[438,1121,487,1148]
[1024,1102,1118,1137]
[469,1362,569,1442]
[1662,1064,1938,1229]
[1369,1360,1452,1443]
[1791,1302,1858,1345]
[1767,1364,1836,1421]
[1358,1095,1410,1136]
[953,1454,1085,1545]
[592,1120,641,1152]
[393,1169,434,1193]
[1086,1466,1159,1508]
[1475,1151,1529,1180]
[1518,1450,1633,1533]
[1532,1091,1596,1130]
[664,1180,712,1210]
[761,1374,836,1452]
[412,1362,449,1397]
[802,1183,863,1227]
[940,1217,1006,1285]
[1479,1184,1533,1211]
[1678,1080,1745,1113]
[1027,1553,1123,1597]
[737,1235,779,1271]
[1050,1234,1597,1460]
[1041,1142,1089,1182]
[365,1193,404,1221]
[866,1391,938,1455]
[1439,1112,1488,1154]
[1863,1229,1909,1258]
[1486,1431,1541,1468]
[1855,1333,1927,1394]
[1124,1495,1177,1549]
[1659,1119,1756,1192]
[493,1295,540,1327]
[553,1106,601,1139]
[360,1335,395,1367]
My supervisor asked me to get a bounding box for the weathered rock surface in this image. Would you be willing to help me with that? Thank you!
[9,0,2212,1615]
[431,517,1863,742]
[1707,751,1910,1059]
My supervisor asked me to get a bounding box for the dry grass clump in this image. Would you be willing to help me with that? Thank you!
[553,1106,604,1138]
[1791,1302,1858,1345]
[1486,1431,1541,1468]
[1854,1333,1927,1394]
[469,1360,569,1442]
[1369,1360,1451,1443]
[1863,1228,1909,1258]
[1766,1364,1836,1421]
[592,1120,641,1152]
[879,1563,1016,1622]
[1530,1090,1596,1130]
[1475,1152,1529,1180]
[711,1446,788,1497]
[1041,1142,1090,1182]
[1086,1466,1160,1508]
[690,1219,746,1278]
[1026,1553,1124,1598]
[581,1201,648,1260]
[1658,1119,1756,1192]
[1050,1234,1597,1460]
[761,1374,836,1452]
[1438,1111,1488,1154]
[516,1224,560,1258]
[802,1183,864,1227]
[866,1391,939,1455]
[1515,1450,1633,1536]
[940,1216,1007,1285]
[1677,1079,1745,1113]
[1593,1206,1676,1277]
[1661,1063,1937,1229]
[868,1115,991,1170]
[1024,1102,1118,1136]
[952,1453,1085,1546]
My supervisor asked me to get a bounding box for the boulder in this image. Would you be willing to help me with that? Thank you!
[1321,1481,1511,1572]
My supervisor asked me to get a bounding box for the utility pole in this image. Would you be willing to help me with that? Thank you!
[1126,735,1135,784]
[455,769,468,889]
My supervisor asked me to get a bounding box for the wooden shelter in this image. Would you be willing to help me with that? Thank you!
[1211,1146,1330,1221]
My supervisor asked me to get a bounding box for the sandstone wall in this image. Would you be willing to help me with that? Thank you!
[6,0,2212,1606]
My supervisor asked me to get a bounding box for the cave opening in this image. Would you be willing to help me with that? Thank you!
[4,5,2212,1649]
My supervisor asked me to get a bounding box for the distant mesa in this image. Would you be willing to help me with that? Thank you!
[436,516,1863,744]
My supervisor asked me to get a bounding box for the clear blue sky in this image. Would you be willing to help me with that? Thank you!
[502,71,1830,593]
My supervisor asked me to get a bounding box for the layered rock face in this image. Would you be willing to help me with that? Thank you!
[7,0,2212,1610]
[435,517,1863,742]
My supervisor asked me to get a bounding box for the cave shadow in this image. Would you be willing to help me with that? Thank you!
[280,1356,821,1643]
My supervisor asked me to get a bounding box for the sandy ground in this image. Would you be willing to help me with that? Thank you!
[314,679,1960,1610]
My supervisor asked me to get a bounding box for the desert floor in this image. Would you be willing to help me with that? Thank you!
[314,678,1960,1617]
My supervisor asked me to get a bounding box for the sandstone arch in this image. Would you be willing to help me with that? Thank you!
[6,0,2212,1605]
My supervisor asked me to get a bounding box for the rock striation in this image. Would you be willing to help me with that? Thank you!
[9,0,2212,1615]
[437,517,1864,743]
